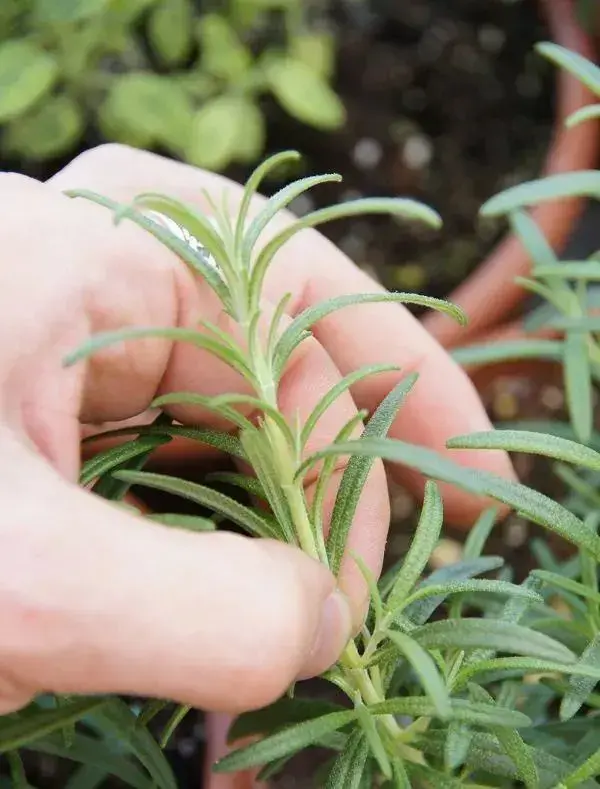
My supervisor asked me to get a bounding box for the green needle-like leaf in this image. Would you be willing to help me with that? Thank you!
[65,190,230,306]
[0,699,107,753]
[274,294,466,379]
[64,326,254,383]
[412,619,575,663]
[385,631,451,718]
[324,729,369,789]
[112,470,279,539]
[298,437,600,559]
[386,480,443,610]
[326,373,418,574]
[214,710,357,773]
[560,632,600,721]
[563,330,594,443]
[80,436,171,486]
[446,429,600,471]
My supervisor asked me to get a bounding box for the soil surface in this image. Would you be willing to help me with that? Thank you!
[2,0,562,787]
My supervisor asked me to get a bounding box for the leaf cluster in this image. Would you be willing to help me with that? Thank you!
[0,0,343,168]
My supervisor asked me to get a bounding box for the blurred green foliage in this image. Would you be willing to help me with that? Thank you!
[0,0,345,170]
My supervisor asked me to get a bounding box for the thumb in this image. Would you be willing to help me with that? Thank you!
[2,441,352,713]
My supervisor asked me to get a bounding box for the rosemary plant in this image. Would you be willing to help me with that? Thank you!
[2,40,600,789]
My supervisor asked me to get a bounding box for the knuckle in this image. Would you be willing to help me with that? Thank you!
[69,142,140,172]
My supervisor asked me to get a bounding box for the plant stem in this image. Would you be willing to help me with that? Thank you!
[240,298,407,750]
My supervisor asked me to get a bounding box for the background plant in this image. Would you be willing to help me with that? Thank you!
[3,40,600,789]
[0,0,344,170]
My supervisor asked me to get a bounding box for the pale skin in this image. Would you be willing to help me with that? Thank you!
[0,144,516,782]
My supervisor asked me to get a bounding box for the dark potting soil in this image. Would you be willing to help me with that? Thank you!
[230,0,555,307]
[0,1,559,787]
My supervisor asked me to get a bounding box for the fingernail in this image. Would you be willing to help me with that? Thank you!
[297,590,352,680]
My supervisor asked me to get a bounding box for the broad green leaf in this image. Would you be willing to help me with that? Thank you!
[65,326,251,382]
[275,293,465,379]
[464,507,497,559]
[560,632,600,721]
[3,95,83,161]
[412,619,575,663]
[290,31,335,78]
[0,698,107,752]
[112,470,279,539]
[468,684,538,789]
[536,42,600,97]
[92,699,176,789]
[80,435,170,486]
[198,13,252,81]
[324,729,369,789]
[446,429,600,471]
[326,373,418,574]
[82,423,246,461]
[298,437,600,560]
[387,481,443,609]
[146,513,216,532]
[102,73,193,151]
[25,733,152,789]
[33,0,109,22]
[148,0,192,66]
[64,191,230,304]
[301,363,400,447]
[452,340,564,367]
[354,702,391,778]
[251,198,442,305]
[231,99,266,164]
[265,54,346,130]
[481,171,600,217]
[386,631,451,718]
[0,40,58,122]
[369,697,531,728]
[214,710,357,772]
[186,96,254,171]
[564,330,594,443]
[228,698,345,744]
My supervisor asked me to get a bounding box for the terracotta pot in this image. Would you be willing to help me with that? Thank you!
[423,0,600,351]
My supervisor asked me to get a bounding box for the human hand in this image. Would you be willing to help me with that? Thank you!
[0,144,515,720]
